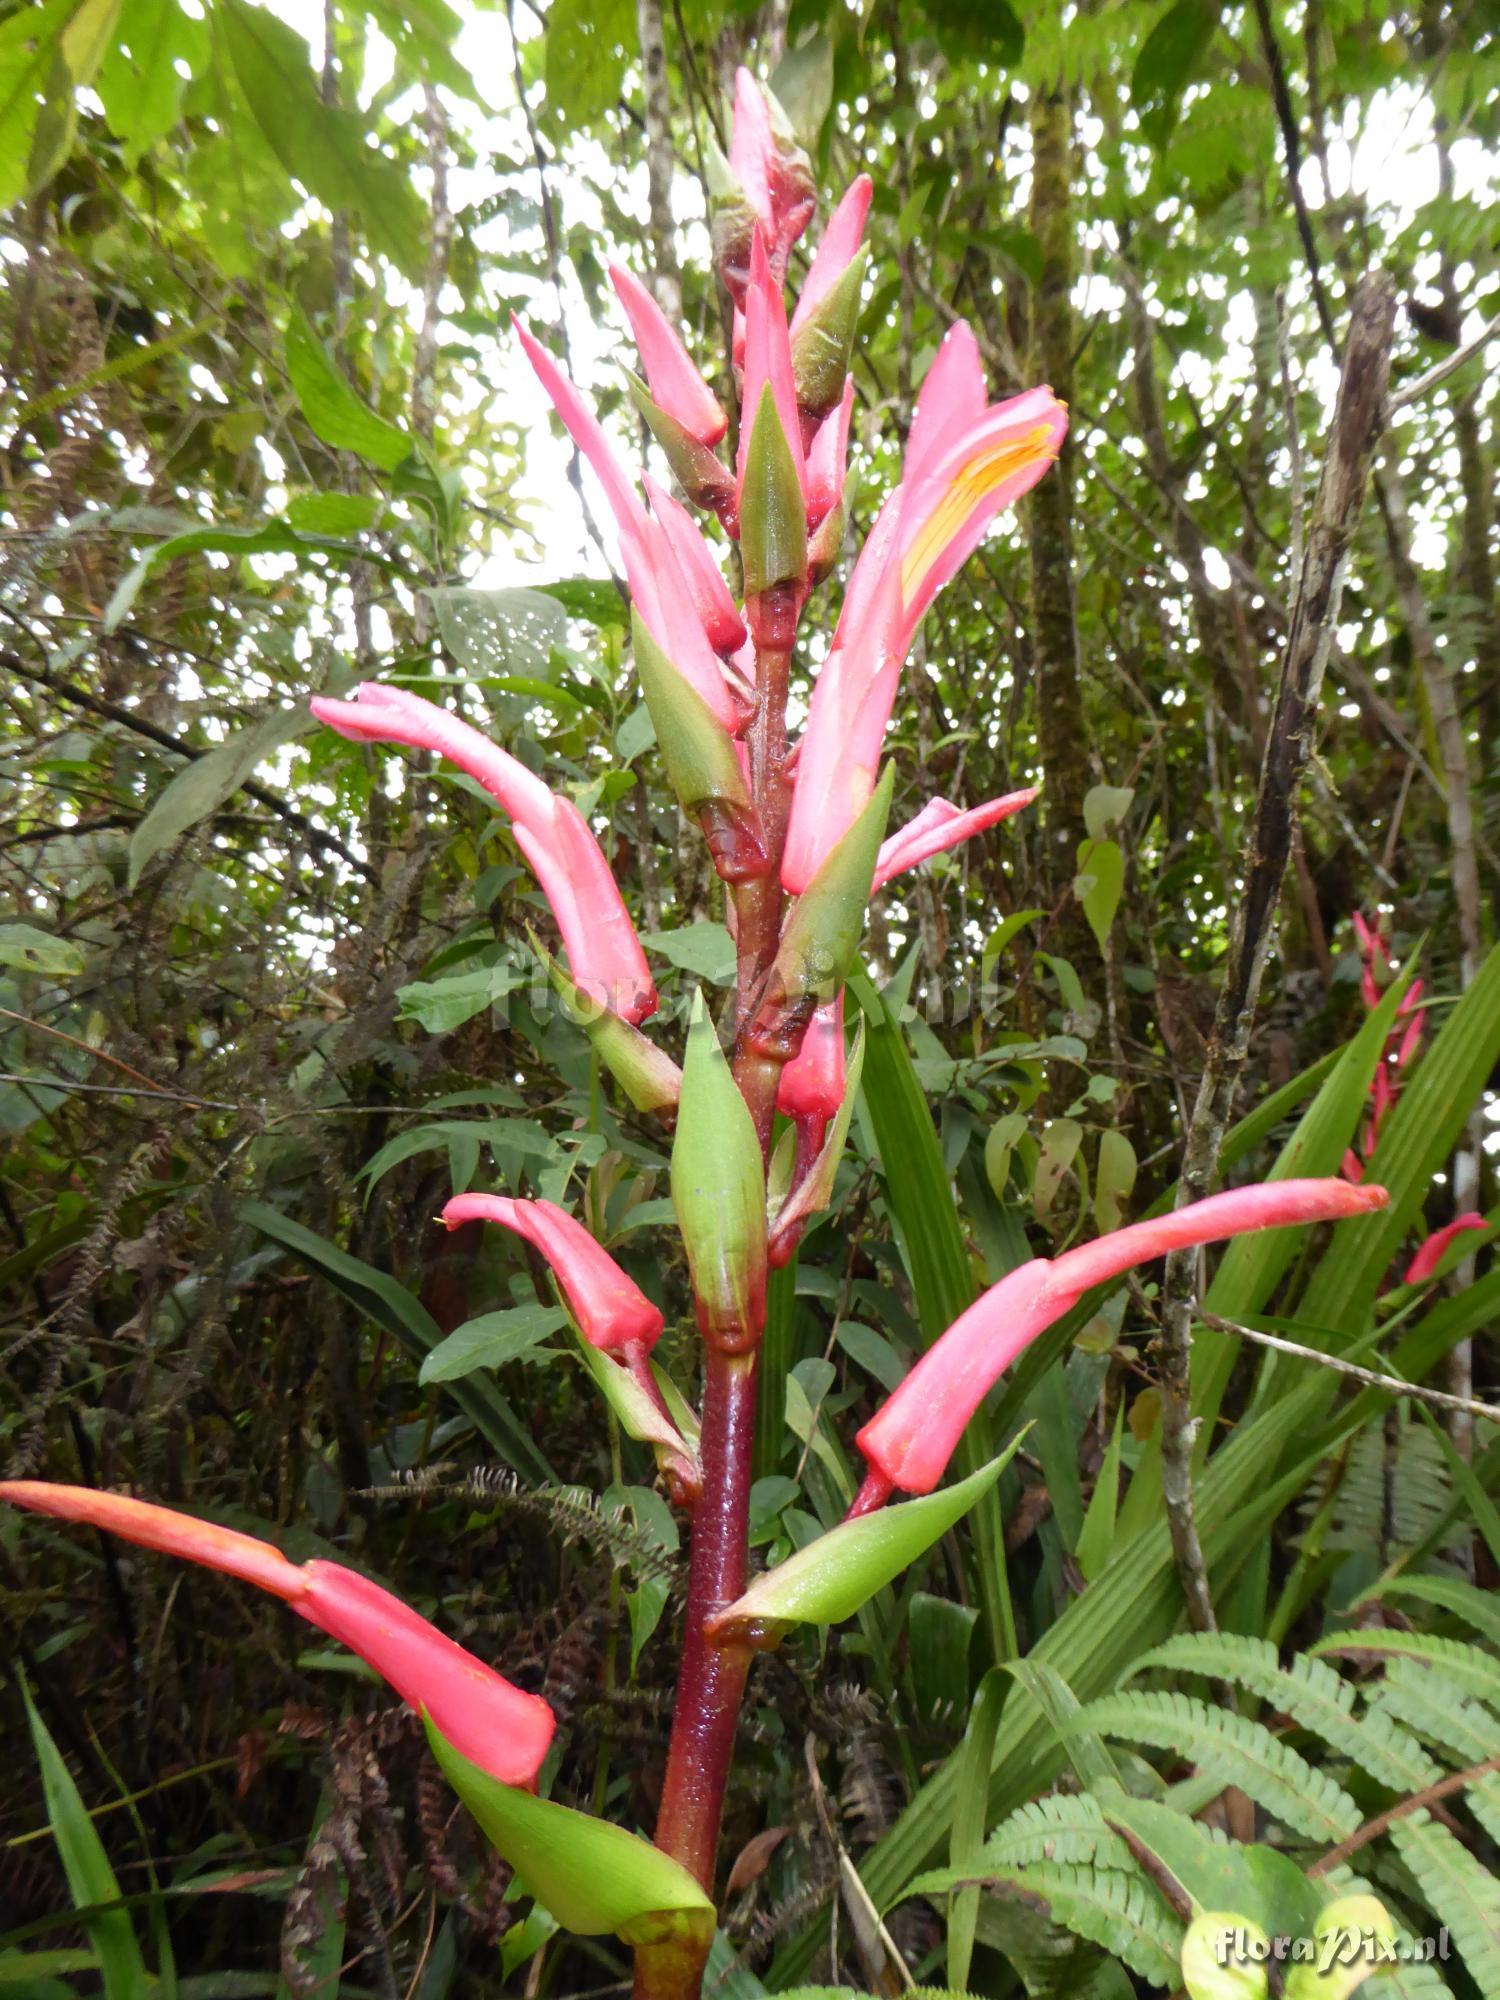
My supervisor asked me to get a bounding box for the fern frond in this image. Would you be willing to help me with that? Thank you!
[1315,1630,1500,1706]
[1361,1573,1500,1649]
[910,1793,1135,1890]
[1066,1693,1360,1841]
[985,1859,1182,1986]
[1131,1633,1439,1793]
[1370,1672,1500,1769]
[1317,1865,1457,1999]
[1388,1809,1500,1994]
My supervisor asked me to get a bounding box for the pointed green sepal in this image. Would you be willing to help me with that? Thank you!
[707,1439,1025,1645]
[739,386,808,597]
[671,990,767,1348]
[755,766,893,1043]
[623,368,736,515]
[769,1024,864,1260]
[424,1716,714,1946]
[632,610,750,817]
[574,1336,700,1493]
[531,930,681,1116]
[791,248,868,417]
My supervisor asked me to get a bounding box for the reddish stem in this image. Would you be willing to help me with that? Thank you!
[845,1466,894,1521]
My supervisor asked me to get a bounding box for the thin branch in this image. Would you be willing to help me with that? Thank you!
[1387,308,1500,412]
[1156,270,1399,1635]
[1310,1754,1500,1877]
[1198,1315,1500,1428]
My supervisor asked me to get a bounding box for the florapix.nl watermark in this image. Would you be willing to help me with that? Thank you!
[1213,1921,1451,1972]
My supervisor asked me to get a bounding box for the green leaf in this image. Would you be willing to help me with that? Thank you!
[947,1666,1007,1989]
[1075,1401,1125,1583]
[671,991,766,1342]
[239,1201,552,1481]
[419,1305,566,1383]
[97,0,193,155]
[22,1682,150,2000]
[425,1717,713,1943]
[282,491,381,535]
[283,307,411,470]
[709,1443,1024,1639]
[1104,1797,1320,1941]
[103,519,378,631]
[0,923,85,977]
[639,921,736,985]
[127,706,315,888]
[397,963,528,1033]
[1074,837,1124,950]
[1132,0,1221,144]
[535,577,629,628]
[1083,784,1134,841]
[427,585,572,678]
[220,0,426,279]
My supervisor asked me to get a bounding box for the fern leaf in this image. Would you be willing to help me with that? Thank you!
[1131,1633,1439,1793]
[1315,1630,1500,1706]
[1389,1809,1500,1994]
[1361,1574,1500,1649]
[1065,1692,1360,1842]
[911,1794,1134,1889]
[1372,1668,1500,1767]
[985,1859,1183,1986]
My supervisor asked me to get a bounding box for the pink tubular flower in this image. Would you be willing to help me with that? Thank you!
[874,787,1038,891]
[644,478,746,656]
[311,684,656,1024]
[442,1194,663,1355]
[729,68,814,270]
[515,319,745,731]
[855,1178,1388,1499]
[609,264,727,447]
[0,1483,555,1788]
[1403,1213,1488,1286]
[737,229,805,502]
[783,325,1066,892]
[777,994,845,1128]
[805,377,855,532]
[790,175,873,338]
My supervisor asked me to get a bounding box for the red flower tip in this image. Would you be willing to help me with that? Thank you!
[442,1194,663,1354]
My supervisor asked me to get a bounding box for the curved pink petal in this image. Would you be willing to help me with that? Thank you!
[644,477,746,655]
[620,521,744,731]
[904,321,988,484]
[1403,1213,1488,1285]
[310,684,558,828]
[513,803,658,1023]
[609,264,727,447]
[874,787,1038,890]
[513,316,648,546]
[898,386,1067,633]
[442,1193,663,1353]
[790,174,873,336]
[0,1483,555,1789]
[805,375,855,529]
[857,1178,1388,1495]
[776,993,845,1125]
[737,228,805,500]
[311,686,655,1023]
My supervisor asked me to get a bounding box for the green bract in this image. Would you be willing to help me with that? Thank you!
[671,992,767,1344]
[708,1441,1025,1641]
[531,932,682,1116]
[766,766,893,1016]
[790,248,868,416]
[738,386,808,596]
[425,1718,714,1946]
[631,610,750,815]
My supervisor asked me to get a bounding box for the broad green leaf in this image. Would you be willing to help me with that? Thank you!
[0,923,85,977]
[639,921,736,984]
[240,1201,552,1481]
[1074,836,1124,949]
[220,0,426,279]
[418,1305,566,1383]
[283,307,411,470]
[425,1718,713,1943]
[283,491,382,535]
[710,1444,1023,1638]
[127,706,316,887]
[1083,784,1134,841]
[397,963,528,1033]
[97,0,192,155]
[427,585,572,678]
[22,1683,149,2000]
[1132,0,1221,143]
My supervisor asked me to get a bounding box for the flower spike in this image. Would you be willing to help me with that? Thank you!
[1403,1213,1488,1286]
[856,1179,1388,1500]
[443,1194,664,1355]
[311,684,656,1024]
[0,1483,555,1789]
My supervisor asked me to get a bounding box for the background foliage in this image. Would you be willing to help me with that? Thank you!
[1,0,1497,1992]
